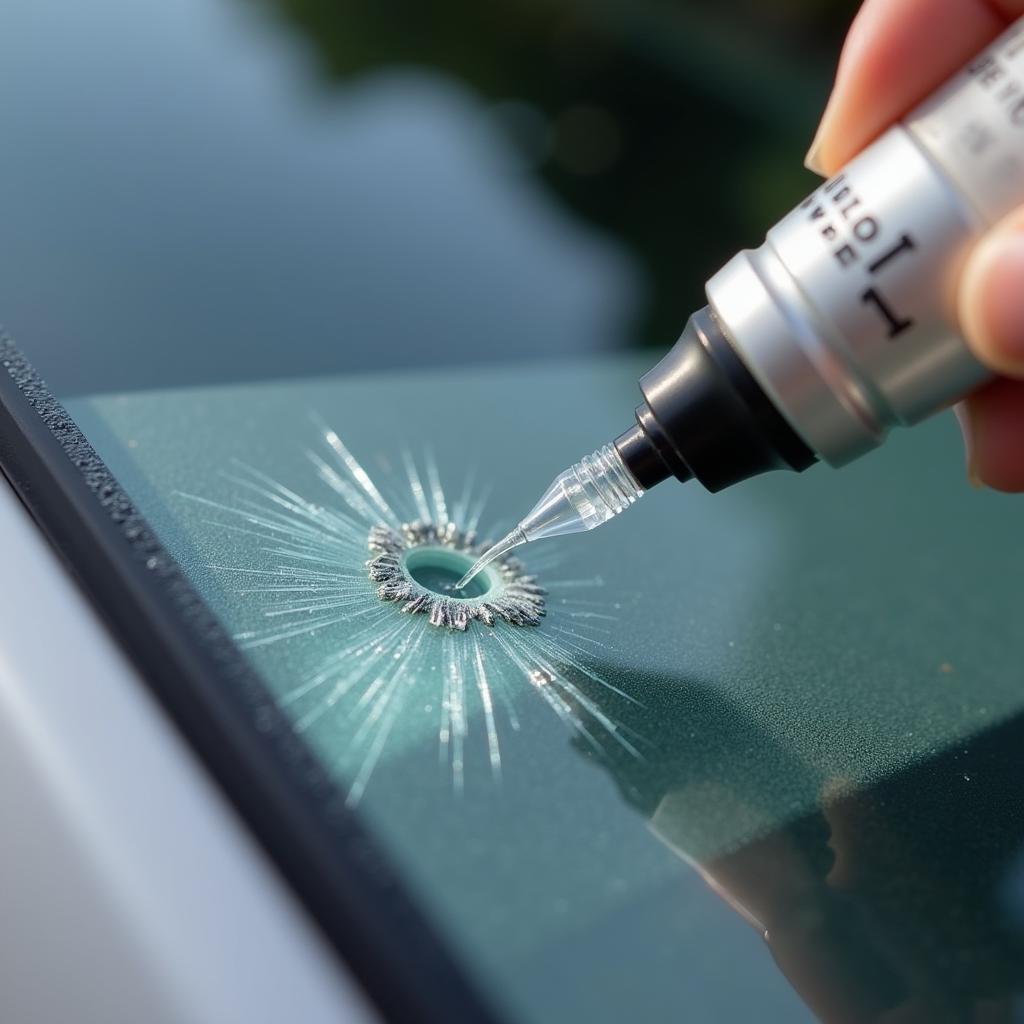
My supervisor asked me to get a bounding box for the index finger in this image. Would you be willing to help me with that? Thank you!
[808,0,1024,176]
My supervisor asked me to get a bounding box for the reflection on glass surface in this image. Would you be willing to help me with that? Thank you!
[67,357,1024,1022]
[7,0,1023,1017]
[0,0,856,396]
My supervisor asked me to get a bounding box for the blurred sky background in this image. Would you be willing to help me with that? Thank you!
[0,0,859,395]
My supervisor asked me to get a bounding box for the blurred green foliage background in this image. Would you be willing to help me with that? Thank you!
[0,0,862,392]
[248,0,861,346]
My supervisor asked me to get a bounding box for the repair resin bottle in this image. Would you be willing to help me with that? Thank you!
[457,15,1024,590]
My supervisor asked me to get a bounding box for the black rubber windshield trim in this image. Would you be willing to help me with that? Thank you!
[0,336,503,1024]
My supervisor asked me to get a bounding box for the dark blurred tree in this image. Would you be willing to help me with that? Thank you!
[246,0,859,346]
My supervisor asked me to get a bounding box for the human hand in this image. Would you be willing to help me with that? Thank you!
[805,0,1024,492]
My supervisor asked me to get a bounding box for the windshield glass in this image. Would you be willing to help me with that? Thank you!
[5,0,1024,1020]
[67,365,1024,1023]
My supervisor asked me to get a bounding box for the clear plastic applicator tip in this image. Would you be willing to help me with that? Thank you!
[454,527,527,591]
[454,444,643,592]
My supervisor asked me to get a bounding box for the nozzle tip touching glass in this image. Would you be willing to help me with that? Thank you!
[455,443,644,591]
[454,526,527,591]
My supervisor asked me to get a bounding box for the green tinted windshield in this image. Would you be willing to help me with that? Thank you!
[67,357,1024,1023]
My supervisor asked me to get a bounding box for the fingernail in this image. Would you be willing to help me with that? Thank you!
[804,90,840,176]
[804,131,827,176]
[803,13,864,178]
[953,403,985,489]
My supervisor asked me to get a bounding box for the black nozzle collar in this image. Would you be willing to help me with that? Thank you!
[615,305,816,493]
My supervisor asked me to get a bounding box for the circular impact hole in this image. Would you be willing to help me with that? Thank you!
[403,548,492,599]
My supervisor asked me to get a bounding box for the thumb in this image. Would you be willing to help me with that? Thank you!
[955,209,1024,493]
[958,209,1024,379]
